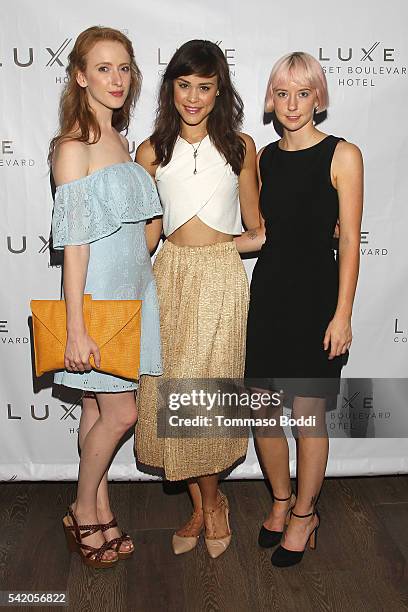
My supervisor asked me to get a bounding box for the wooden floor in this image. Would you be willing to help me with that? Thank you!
[0,476,407,612]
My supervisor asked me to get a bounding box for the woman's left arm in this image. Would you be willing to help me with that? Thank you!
[238,133,261,230]
[234,133,263,253]
[324,141,364,359]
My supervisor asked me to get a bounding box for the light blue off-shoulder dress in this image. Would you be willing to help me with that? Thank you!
[52,161,163,392]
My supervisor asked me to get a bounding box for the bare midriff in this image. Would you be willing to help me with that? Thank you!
[167,215,233,247]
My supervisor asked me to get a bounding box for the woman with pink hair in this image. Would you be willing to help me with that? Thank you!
[236,52,363,567]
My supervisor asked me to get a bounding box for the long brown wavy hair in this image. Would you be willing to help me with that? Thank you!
[150,40,245,175]
[48,26,142,165]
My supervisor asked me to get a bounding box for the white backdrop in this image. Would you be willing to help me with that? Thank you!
[1,0,407,480]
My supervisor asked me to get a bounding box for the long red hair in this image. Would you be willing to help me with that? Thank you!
[48,26,142,164]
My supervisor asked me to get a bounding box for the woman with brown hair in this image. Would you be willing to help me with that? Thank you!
[50,26,162,567]
[135,39,259,558]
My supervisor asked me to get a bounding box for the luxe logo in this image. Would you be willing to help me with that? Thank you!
[6,236,50,255]
[359,231,388,257]
[319,42,405,87]
[6,402,80,420]
[1,141,13,154]
[45,39,72,68]
[360,231,369,245]
[394,319,407,343]
[0,139,35,167]
[319,43,395,62]
[341,391,373,410]
[0,39,72,69]
[0,319,29,345]
[60,403,80,421]
[158,43,236,68]
[7,404,49,420]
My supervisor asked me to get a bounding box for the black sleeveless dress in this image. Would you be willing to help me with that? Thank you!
[245,135,346,397]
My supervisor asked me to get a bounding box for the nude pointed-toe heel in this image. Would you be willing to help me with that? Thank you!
[172,533,200,555]
[171,510,203,555]
[204,492,232,559]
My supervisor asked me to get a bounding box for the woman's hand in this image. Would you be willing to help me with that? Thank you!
[234,225,265,253]
[65,331,101,372]
[323,314,352,360]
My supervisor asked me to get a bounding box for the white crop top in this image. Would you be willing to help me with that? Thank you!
[156,135,242,237]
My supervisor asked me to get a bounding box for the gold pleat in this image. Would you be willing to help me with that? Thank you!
[136,240,249,481]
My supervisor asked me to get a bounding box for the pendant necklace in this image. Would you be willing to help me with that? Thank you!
[182,135,206,175]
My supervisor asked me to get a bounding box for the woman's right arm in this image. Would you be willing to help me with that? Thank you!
[53,141,100,372]
[135,139,163,253]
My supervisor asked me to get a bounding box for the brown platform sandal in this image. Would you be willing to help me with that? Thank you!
[99,516,134,560]
[62,507,118,568]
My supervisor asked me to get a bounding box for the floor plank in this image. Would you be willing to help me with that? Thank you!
[0,477,407,612]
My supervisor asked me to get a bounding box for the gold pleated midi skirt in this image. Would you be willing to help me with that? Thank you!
[136,239,249,481]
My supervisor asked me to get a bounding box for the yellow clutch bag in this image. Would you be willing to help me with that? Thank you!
[30,294,142,380]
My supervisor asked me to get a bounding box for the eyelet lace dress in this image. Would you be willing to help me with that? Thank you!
[52,161,163,392]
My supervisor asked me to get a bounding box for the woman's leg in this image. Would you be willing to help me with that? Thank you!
[71,391,137,558]
[175,481,203,537]
[175,475,232,541]
[255,437,292,530]
[72,394,134,552]
[198,474,230,537]
[253,394,293,530]
[75,395,109,514]
[282,396,327,551]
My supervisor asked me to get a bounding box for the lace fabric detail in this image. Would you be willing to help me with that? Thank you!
[54,370,139,392]
[52,162,162,249]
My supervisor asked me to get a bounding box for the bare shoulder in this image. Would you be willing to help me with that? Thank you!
[136,137,155,160]
[52,139,89,186]
[334,140,363,167]
[135,138,157,177]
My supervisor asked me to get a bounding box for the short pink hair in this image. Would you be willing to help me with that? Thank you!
[264,51,329,114]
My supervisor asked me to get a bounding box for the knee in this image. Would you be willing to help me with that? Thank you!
[295,423,328,438]
[106,407,138,436]
[117,408,138,433]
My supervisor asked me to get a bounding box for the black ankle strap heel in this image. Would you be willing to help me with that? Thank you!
[273,493,294,502]
[271,507,320,567]
[258,491,296,549]
[290,509,314,518]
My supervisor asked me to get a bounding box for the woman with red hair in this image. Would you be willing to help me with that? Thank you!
[49,26,162,567]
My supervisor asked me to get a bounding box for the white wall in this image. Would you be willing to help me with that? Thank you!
[1,0,407,480]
